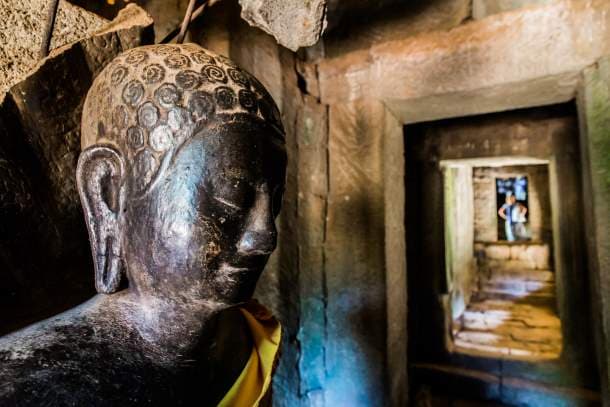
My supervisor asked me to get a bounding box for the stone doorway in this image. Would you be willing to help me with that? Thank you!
[405,103,600,405]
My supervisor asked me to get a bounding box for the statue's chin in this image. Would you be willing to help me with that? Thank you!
[211,264,263,305]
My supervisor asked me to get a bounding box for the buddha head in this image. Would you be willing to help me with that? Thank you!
[78,44,286,307]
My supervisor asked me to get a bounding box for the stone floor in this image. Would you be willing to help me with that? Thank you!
[453,243,562,361]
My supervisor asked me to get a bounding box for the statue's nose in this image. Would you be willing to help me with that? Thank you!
[237,230,277,256]
[237,188,277,256]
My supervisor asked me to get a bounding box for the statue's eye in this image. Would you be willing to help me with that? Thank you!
[212,179,254,214]
[213,196,243,213]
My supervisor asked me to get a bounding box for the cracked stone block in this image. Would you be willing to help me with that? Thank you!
[238,0,327,51]
[0,0,108,96]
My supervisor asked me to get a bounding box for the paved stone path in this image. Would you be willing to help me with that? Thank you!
[453,243,562,361]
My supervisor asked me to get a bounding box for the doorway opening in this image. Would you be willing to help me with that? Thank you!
[443,161,561,361]
[496,176,529,241]
[405,103,599,405]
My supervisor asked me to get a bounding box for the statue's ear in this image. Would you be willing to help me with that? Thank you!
[76,145,126,294]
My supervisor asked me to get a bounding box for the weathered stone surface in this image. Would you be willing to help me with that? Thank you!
[484,245,511,260]
[318,0,610,122]
[324,0,471,59]
[477,243,551,269]
[325,100,387,406]
[0,4,153,333]
[444,165,476,320]
[266,49,303,407]
[578,56,610,403]
[238,0,327,51]
[485,259,542,271]
[0,0,107,96]
[296,94,329,402]
[456,240,561,362]
[383,108,408,407]
[191,1,231,58]
[473,0,559,19]
[230,17,283,111]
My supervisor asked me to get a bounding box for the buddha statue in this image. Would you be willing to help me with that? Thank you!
[0,44,286,406]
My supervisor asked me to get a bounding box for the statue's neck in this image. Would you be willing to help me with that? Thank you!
[113,290,227,358]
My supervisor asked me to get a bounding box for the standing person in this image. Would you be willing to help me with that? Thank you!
[498,193,517,241]
[513,202,529,240]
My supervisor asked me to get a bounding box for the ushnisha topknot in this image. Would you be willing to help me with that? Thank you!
[81,43,284,197]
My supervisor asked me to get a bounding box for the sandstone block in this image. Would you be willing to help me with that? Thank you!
[485,244,511,260]
[238,0,327,51]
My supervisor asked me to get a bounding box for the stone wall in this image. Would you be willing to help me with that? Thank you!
[578,56,610,404]
[444,165,476,320]
[473,165,551,243]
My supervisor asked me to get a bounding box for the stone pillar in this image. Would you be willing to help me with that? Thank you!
[443,164,475,320]
[324,100,388,406]
[383,108,408,407]
[578,56,610,404]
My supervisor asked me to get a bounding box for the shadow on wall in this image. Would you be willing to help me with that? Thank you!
[322,187,388,406]
[0,66,94,336]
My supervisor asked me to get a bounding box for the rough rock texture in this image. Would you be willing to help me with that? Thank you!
[238,0,327,51]
[0,0,107,96]
[69,0,191,44]
[0,4,153,334]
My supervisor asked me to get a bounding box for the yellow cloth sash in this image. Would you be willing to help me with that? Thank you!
[217,302,281,407]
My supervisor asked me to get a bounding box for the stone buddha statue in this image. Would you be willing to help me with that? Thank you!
[0,44,286,406]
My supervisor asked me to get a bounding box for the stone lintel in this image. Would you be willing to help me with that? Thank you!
[318,0,610,116]
[385,71,581,123]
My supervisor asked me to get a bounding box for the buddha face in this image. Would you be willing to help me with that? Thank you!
[77,44,285,305]
[121,119,286,304]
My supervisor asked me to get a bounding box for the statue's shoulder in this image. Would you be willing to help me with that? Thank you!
[0,308,97,404]
[0,300,179,406]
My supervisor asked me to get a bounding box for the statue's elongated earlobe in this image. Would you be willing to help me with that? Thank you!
[76,145,125,294]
